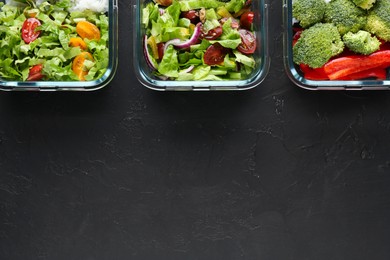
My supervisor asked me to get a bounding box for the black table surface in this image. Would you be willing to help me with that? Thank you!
[1,1,390,260]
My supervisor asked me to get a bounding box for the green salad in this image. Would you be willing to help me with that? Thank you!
[142,0,258,81]
[0,0,109,81]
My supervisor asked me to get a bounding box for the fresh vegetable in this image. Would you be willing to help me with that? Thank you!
[292,0,326,28]
[0,0,109,81]
[180,10,200,24]
[163,22,202,51]
[237,29,256,54]
[352,0,377,10]
[338,67,386,80]
[299,63,387,80]
[323,50,390,80]
[365,0,390,41]
[27,64,44,81]
[324,0,367,36]
[342,30,380,55]
[72,51,94,80]
[21,17,41,43]
[240,11,254,30]
[76,20,101,40]
[69,37,87,50]
[292,0,390,81]
[143,35,157,70]
[203,43,228,65]
[293,23,344,68]
[142,0,257,81]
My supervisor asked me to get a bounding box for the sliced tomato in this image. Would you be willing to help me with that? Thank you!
[203,43,228,66]
[180,10,200,24]
[76,21,101,40]
[27,64,44,81]
[157,42,165,60]
[200,26,223,40]
[69,37,87,50]
[21,18,41,44]
[240,11,254,30]
[237,29,256,54]
[72,52,94,81]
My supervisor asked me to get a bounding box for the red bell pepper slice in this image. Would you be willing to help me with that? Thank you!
[324,50,390,80]
[338,67,387,80]
[299,64,328,80]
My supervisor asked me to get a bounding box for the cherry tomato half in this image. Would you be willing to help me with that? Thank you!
[157,42,165,60]
[240,11,254,30]
[180,10,200,24]
[237,29,256,55]
[72,52,94,81]
[27,64,44,81]
[76,21,101,40]
[203,43,228,66]
[21,18,41,44]
[200,26,223,40]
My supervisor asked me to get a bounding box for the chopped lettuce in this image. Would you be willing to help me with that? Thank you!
[143,0,257,81]
[0,0,109,81]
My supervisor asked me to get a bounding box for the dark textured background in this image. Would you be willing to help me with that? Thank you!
[1,1,390,259]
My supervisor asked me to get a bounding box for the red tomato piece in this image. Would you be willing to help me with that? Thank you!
[21,18,41,44]
[203,43,228,66]
[27,64,44,81]
[240,11,254,30]
[180,10,200,24]
[237,29,256,54]
[157,42,165,60]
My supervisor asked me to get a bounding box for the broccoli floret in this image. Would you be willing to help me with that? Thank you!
[293,23,344,68]
[292,0,326,28]
[324,0,367,35]
[365,0,390,41]
[342,30,380,54]
[351,0,376,10]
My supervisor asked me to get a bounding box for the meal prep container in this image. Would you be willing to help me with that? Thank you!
[283,0,390,90]
[133,0,270,91]
[0,0,118,91]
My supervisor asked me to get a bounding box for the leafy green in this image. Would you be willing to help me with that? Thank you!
[158,45,179,77]
[0,0,109,81]
[143,0,257,81]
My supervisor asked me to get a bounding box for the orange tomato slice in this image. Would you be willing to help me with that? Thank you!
[72,52,94,81]
[76,21,101,40]
[69,37,87,50]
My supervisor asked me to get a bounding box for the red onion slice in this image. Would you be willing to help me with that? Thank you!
[163,23,202,54]
[159,8,165,16]
[143,35,157,71]
[183,65,195,73]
